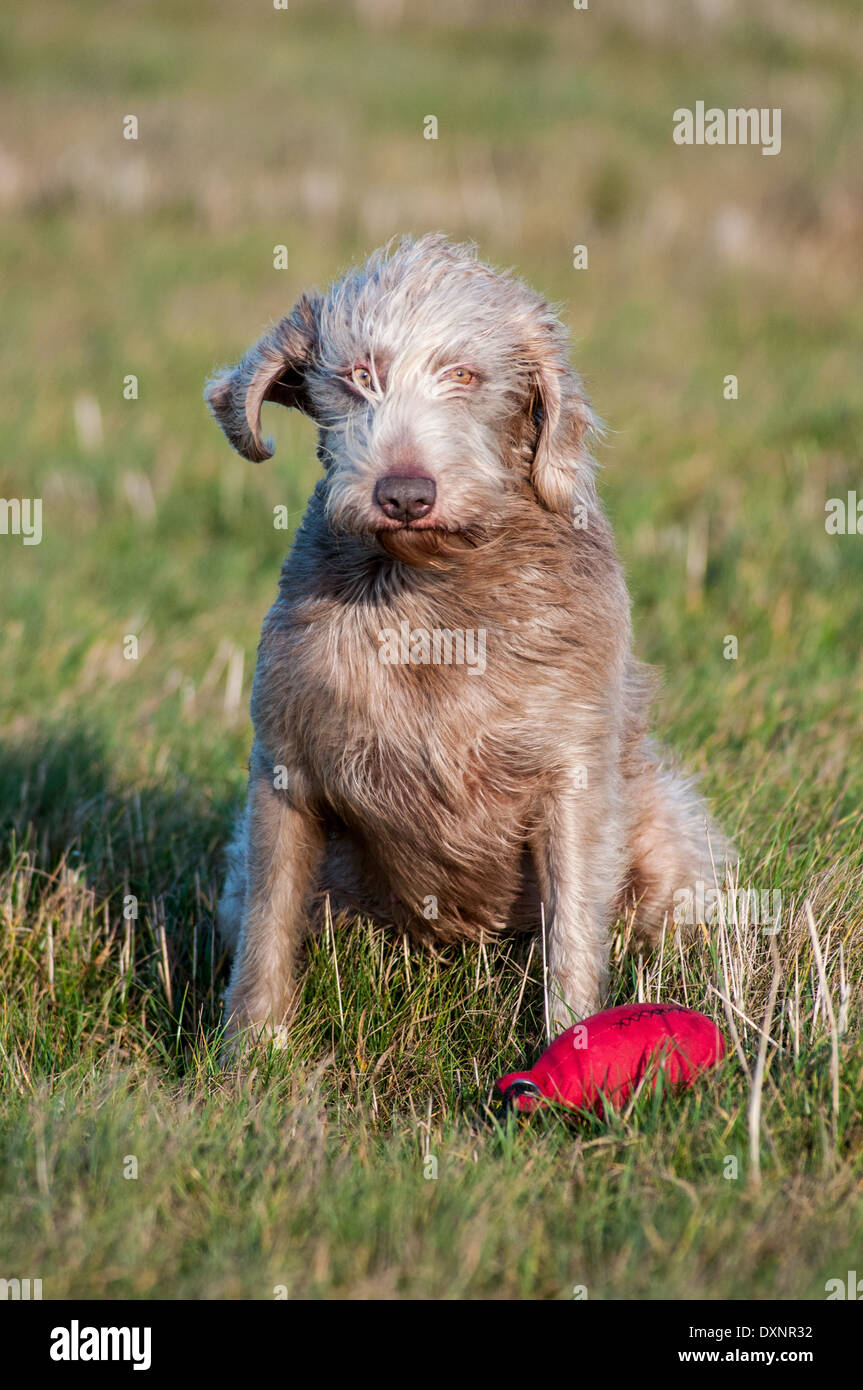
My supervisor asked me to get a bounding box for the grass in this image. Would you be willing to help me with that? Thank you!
[1,0,863,1300]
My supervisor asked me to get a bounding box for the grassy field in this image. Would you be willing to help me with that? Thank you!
[1,0,862,1299]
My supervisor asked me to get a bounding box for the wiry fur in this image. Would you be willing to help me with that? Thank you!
[205,234,727,1042]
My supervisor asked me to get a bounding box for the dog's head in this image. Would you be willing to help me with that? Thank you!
[206,234,599,562]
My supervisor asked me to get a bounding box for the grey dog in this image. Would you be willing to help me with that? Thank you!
[205,233,726,1045]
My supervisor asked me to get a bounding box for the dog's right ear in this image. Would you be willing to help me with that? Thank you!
[205,293,321,462]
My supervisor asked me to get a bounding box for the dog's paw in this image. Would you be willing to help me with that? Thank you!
[218,1020,290,1073]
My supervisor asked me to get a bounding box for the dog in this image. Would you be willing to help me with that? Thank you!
[205,233,726,1044]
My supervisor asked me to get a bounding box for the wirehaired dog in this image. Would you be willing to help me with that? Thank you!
[205,233,726,1044]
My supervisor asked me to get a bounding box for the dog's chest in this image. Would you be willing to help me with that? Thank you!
[256,538,609,935]
[278,584,546,832]
[293,597,495,765]
[295,597,541,932]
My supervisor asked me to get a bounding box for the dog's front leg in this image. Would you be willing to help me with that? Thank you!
[530,776,625,1033]
[224,761,325,1047]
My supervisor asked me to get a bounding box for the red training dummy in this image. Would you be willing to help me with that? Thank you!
[497,1001,725,1117]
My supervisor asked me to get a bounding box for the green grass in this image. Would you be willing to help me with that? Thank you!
[1,0,863,1300]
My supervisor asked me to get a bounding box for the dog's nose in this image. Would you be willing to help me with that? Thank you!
[374,475,437,523]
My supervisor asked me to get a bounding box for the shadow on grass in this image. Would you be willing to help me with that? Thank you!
[0,720,237,1057]
[0,723,558,1104]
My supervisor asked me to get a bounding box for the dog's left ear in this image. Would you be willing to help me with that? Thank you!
[526,323,599,515]
[205,292,321,462]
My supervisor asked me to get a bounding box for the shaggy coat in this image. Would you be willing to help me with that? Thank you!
[205,234,724,1041]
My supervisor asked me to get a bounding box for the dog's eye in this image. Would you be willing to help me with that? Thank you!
[349,364,373,390]
[443,367,476,386]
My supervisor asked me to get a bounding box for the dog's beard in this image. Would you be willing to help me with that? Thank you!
[376,526,488,568]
